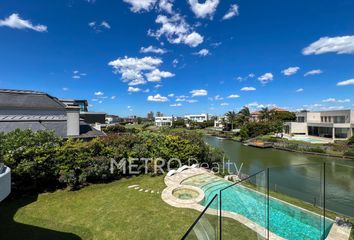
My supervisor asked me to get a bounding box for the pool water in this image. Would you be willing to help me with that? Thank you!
[290,136,330,144]
[182,174,333,240]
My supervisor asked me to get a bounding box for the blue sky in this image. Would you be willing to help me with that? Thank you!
[0,0,354,117]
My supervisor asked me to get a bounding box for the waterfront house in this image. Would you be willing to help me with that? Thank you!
[155,116,174,127]
[184,113,209,123]
[284,109,354,140]
[0,89,105,139]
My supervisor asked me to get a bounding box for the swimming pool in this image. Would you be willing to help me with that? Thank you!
[290,136,330,144]
[182,174,333,240]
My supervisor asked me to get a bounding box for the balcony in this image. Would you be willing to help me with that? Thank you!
[0,164,11,202]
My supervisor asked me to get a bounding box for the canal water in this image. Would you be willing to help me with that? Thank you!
[204,135,354,218]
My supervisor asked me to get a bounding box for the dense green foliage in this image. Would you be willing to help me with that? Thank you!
[0,129,222,194]
[103,124,139,134]
[239,121,283,140]
[348,136,354,145]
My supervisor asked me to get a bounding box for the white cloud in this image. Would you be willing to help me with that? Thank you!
[258,73,273,84]
[186,99,198,103]
[210,42,222,48]
[94,91,104,96]
[101,21,111,29]
[72,75,81,79]
[190,89,208,97]
[336,79,354,86]
[111,96,116,99]
[147,94,169,102]
[145,69,175,82]
[148,14,203,47]
[296,88,304,92]
[123,0,157,12]
[170,103,182,107]
[158,0,174,14]
[62,87,69,91]
[227,94,240,98]
[140,45,167,54]
[193,48,210,56]
[109,56,173,86]
[154,84,162,88]
[247,102,277,110]
[0,13,47,32]
[143,88,150,93]
[322,98,350,103]
[168,93,175,97]
[212,95,224,101]
[220,102,229,106]
[248,73,255,78]
[172,58,179,67]
[98,100,103,104]
[89,21,111,31]
[282,66,300,76]
[303,36,354,55]
[128,86,141,92]
[188,0,220,19]
[241,87,256,91]
[304,69,323,76]
[222,4,239,20]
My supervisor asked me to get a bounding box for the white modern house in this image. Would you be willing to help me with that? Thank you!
[0,164,11,202]
[214,116,227,129]
[155,116,174,127]
[184,114,209,123]
[284,109,354,140]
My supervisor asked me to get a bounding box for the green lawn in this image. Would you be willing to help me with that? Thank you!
[0,175,254,240]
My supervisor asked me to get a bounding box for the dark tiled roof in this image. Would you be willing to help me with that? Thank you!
[0,115,66,121]
[0,89,66,110]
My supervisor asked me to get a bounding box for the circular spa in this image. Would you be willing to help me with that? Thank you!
[170,186,205,204]
[173,188,199,200]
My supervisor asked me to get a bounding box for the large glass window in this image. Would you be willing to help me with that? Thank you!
[335,128,348,138]
[308,126,333,138]
[297,116,305,122]
[333,116,346,123]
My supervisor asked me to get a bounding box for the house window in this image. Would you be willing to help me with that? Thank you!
[333,116,346,123]
[321,117,324,122]
[335,128,348,138]
[297,117,305,122]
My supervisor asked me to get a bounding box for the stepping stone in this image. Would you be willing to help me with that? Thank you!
[145,190,149,192]
[134,187,140,190]
[139,189,143,192]
[128,184,139,189]
[151,190,154,193]
[157,192,160,194]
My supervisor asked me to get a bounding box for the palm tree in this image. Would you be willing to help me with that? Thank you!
[237,106,251,126]
[259,107,270,121]
[225,111,237,130]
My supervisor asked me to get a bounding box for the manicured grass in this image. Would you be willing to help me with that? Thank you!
[0,175,255,240]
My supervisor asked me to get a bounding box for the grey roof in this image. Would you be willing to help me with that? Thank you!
[0,121,105,138]
[0,89,67,110]
[0,115,67,121]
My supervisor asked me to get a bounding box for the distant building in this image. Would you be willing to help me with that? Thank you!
[0,89,105,139]
[284,109,354,140]
[185,113,209,122]
[155,116,174,127]
[251,107,289,122]
[147,111,154,121]
[214,116,227,129]
[106,115,120,124]
[156,111,163,117]
[59,99,88,112]
[60,98,106,124]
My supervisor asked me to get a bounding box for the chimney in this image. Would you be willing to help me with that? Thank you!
[66,106,80,136]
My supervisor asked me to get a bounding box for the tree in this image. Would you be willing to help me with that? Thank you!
[236,107,251,127]
[226,111,237,130]
[259,107,271,121]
